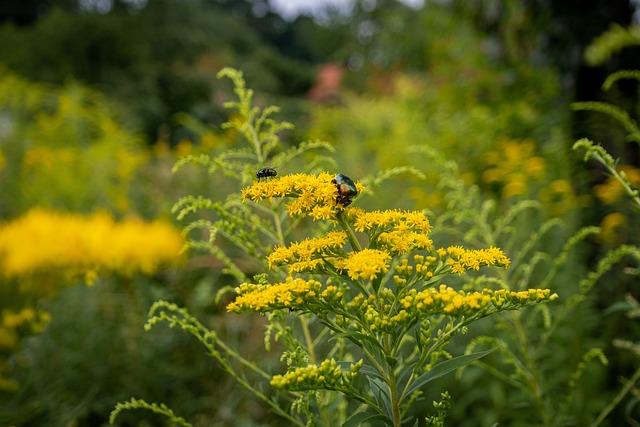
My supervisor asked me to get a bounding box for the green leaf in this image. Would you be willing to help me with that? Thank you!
[368,377,392,417]
[406,348,497,396]
[386,355,398,368]
[396,362,417,389]
[359,364,386,381]
[368,377,391,402]
[343,410,394,427]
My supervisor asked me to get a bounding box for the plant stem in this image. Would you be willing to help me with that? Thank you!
[273,210,285,245]
[389,366,401,427]
[600,153,640,210]
[590,366,640,427]
[335,210,361,252]
[300,315,317,365]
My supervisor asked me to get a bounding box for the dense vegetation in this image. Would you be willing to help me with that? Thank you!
[1,0,639,426]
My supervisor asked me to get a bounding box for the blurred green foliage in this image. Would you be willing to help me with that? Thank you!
[0,0,316,140]
[305,3,575,219]
[0,67,146,217]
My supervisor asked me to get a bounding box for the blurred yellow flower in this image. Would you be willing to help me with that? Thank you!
[594,165,640,205]
[482,138,547,199]
[599,212,627,243]
[176,139,193,157]
[0,307,50,349]
[0,209,184,282]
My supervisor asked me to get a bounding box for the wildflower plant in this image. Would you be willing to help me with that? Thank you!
[406,85,639,424]
[112,68,557,426]
[411,147,609,425]
[571,68,640,424]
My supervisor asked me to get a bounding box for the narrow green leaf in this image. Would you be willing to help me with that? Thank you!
[360,364,386,381]
[406,348,497,396]
[396,362,417,389]
[368,377,392,417]
[368,377,391,402]
[386,355,398,368]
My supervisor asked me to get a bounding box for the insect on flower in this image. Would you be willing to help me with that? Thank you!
[332,173,358,207]
[255,167,278,181]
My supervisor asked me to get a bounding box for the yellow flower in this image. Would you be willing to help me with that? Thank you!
[599,212,627,243]
[594,165,640,205]
[0,209,184,285]
[335,249,392,281]
[351,210,432,254]
[270,358,362,391]
[440,246,510,274]
[353,209,431,233]
[0,308,51,350]
[399,285,557,317]
[242,173,365,218]
[267,231,347,273]
[482,139,547,199]
[227,277,324,312]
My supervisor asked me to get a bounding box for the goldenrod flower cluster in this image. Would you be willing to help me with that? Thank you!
[268,238,393,282]
[437,246,510,274]
[267,231,347,274]
[341,286,558,334]
[227,277,330,312]
[350,209,433,254]
[241,172,365,219]
[228,277,557,334]
[334,248,392,280]
[0,209,184,282]
[232,172,556,341]
[347,290,412,333]
[270,358,363,392]
[393,255,438,286]
[399,285,557,318]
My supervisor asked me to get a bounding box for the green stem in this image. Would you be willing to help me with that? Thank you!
[168,311,304,426]
[590,366,640,427]
[300,315,317,365]
[389,365,401,427]
[398,318,470,404]
[197,323,272,382]
[384,335,402,427]
[335,210,361,252]
[273,210,285,245]
[247,119,265,164]
[600,153,640,210]
[511,312,550,423]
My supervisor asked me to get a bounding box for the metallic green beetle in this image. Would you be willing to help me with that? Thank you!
[332,173,358,206]
[255,167,277,181]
